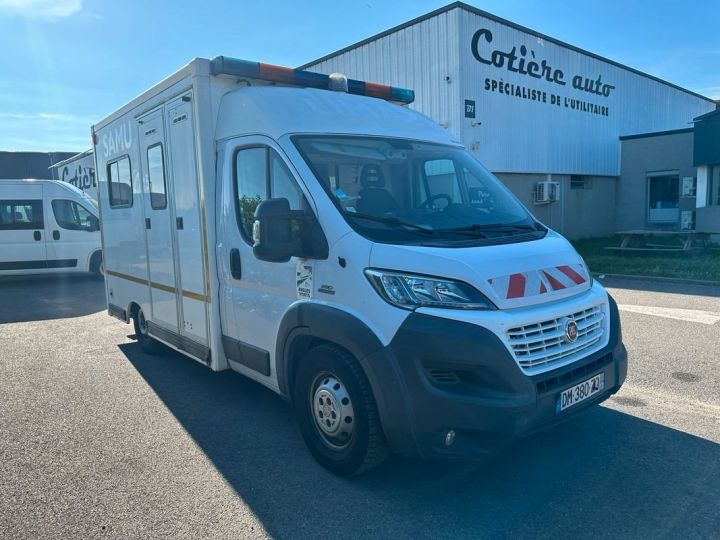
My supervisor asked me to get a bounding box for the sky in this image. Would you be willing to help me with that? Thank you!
[0,0,718,152]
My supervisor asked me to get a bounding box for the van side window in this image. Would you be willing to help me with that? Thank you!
[51,199,95,231]
[108,156,133,208]
[234,146,304,242]
[147,144,167,209]
[0,199,44,230]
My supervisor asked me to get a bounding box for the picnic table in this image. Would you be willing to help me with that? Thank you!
[607,230,716,253]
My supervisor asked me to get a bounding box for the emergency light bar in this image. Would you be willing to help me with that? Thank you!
[210,56,415,105]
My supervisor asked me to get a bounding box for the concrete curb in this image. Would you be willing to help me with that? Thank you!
[594,272,720,287]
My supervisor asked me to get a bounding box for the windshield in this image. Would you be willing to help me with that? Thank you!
[293,136,543,245]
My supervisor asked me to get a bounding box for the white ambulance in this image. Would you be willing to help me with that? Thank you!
[94,57,627,476]
[0,179,102,276]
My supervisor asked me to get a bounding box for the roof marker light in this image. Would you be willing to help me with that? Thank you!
[328,73,349,93]
[209,56,414,104]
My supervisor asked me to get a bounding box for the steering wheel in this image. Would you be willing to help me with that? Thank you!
[420,193,453,209]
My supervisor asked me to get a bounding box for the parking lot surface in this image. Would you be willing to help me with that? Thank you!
[1,274,719,539]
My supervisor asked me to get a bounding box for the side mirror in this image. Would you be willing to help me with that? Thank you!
[87,215,100,232]
[252,198,328,263]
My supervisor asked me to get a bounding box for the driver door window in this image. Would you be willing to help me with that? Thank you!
[51,199,94,230]
[234,146,304,242]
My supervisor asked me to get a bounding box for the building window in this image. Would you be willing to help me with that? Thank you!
[681,177,697,197]
[647,174,679,222]
[0,199,43,230]
[570,175,591,190]
[708,165,720,206]
[107,155,133,208]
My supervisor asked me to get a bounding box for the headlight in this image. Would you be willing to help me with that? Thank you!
[364,269,496,310]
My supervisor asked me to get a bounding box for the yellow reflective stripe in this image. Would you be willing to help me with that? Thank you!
[105,268,209,303]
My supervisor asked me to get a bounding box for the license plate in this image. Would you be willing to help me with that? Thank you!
[556,373,605,413]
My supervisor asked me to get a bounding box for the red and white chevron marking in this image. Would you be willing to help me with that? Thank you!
[487,264,588,300]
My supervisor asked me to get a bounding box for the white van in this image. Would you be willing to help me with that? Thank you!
[0,179,102,276]
[94,57,627,475]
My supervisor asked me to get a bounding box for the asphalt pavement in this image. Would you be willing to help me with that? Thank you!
[0,273,718,539]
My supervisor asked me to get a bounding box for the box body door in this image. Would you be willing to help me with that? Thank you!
[165,93,209,345]
[137,109,180,333]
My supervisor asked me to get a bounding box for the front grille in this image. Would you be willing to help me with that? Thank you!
[536,353,613,394]
[507,305,605,374]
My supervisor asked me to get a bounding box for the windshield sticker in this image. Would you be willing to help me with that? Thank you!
[345,206,357,213]
[335,188,349,199]
[296,261,313,300]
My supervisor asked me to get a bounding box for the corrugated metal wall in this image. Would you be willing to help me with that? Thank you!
[304,6,716,177]
[305,7,463,142]
[458,10,715,175]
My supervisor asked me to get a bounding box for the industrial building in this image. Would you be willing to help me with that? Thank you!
[0,151,76,180]
[302,2,718,238]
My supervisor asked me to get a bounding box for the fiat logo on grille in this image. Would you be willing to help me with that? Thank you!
[564,319,579,343]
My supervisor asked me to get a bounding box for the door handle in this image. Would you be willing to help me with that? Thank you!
[229,248,242,280]
[52,230,60,240]
[145,218,151,229]
[34,230,41,241]
[176,217,184,230]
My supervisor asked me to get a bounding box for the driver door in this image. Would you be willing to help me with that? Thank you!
[218,136,308,379]
[45,198,98,271]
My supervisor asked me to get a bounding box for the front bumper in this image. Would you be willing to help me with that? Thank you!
[360,295,627,459]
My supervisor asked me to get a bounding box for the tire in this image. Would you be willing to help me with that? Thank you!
[89,251,104,278]
[293,344,389,476]
[133,306,164,355]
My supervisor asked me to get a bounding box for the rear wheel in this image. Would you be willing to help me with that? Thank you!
[133,306,163,355]
[293,344,389,476]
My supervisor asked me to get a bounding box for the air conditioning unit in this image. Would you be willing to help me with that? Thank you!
[534,181,560,204]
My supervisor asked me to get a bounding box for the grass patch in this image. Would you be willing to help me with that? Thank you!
[571,236,720,282]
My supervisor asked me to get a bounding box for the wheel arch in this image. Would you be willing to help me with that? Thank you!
[127,301,142,324]
[87,248,103,273]
[276,303,385,402]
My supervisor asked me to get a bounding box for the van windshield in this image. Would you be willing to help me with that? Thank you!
[293,135,544,245]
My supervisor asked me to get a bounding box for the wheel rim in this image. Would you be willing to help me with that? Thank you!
[137,309,148,337]
[310,372,355,450]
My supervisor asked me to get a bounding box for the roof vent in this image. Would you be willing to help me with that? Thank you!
[328,73,348,93]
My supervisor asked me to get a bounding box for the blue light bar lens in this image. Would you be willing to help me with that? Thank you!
[390,87,415,104]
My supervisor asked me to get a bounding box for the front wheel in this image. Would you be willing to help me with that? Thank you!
[293,344,389,476]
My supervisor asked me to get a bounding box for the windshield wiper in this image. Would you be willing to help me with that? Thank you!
[437,222,537,233]
[346,212,438,235]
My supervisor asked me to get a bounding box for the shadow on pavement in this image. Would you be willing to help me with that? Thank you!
[121,342,720,539]
[598,275,720,298]
[0,273,106,323]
